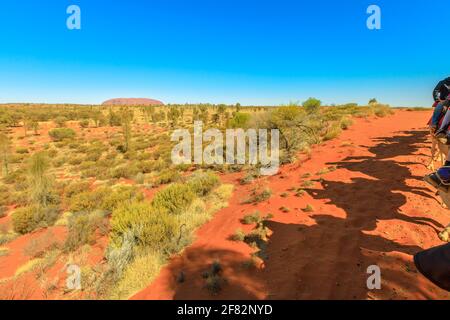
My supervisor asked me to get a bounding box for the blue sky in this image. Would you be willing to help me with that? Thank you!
[0,0,449,106]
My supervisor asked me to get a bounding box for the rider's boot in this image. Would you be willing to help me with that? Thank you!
[424,165,450,192]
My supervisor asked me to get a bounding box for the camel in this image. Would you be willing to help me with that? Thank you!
[428,130,449,171]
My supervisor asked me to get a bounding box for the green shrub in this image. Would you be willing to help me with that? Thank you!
[242,211,261,225]
[12,205,60,234]
[187,172,220,196]
[151,183,196,215]
[155,169,181,185]
[48,128,76,141]
[64,181,92,199]
[110,163,140,179]
[64,211,106,252]
[69,187,110,212]
[101,186,144,212]
[110,201,179,250]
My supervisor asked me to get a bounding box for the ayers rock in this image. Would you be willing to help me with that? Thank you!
[102,98,164,106]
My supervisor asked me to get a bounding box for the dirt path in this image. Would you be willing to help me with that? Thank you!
[134,110,450,300]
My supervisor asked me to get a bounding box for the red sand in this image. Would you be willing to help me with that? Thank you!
[133,110,450,300]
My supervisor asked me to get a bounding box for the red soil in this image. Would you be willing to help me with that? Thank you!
[133,110,450,300]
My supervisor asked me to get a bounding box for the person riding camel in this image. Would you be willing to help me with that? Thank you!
[425,77,450,191]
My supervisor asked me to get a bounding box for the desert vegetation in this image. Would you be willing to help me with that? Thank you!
[0,100,394,299]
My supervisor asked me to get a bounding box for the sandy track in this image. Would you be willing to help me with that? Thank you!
[134,110,450,300]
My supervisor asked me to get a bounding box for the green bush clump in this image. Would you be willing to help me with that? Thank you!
[110,201,178,250]
[151,183,196,215]
[12,205,60,234]
[110,163,140,179]
[69,187,110,212]
[64,211,107,252]
[48,128,76,141]
[101,186,144,212]
[155,169,181,185]
[187,172,220,196]
[64,181,92,199]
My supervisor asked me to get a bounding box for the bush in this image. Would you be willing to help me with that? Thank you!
[155,169,181,185]
[303,98,321,114]
[12,205,59,234]
[101,186,144,212]
[110,201,179,250]
[64,211,106,252]
[80,119,90,128]
[69,187,110,212]
[323,123,342,141]
[48,128,76,141]
[187,172,220,196]
[151,183,196,215]
[64,181,92,199]
[228,112,251,128]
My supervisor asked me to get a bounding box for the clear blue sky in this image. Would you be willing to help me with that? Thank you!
[0,0,449,106]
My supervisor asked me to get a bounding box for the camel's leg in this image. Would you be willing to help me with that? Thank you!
[428,138,437,170]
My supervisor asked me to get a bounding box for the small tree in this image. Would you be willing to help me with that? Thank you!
[120,108,134,152]
[28,152,52,207]
[369,98,378,105]
[30,120,40,135]
[302,98,321,114]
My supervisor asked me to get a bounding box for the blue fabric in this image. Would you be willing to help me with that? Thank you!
[437,167,450,183]
[432,102,445,126]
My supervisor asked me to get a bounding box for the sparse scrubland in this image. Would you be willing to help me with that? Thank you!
[0,100,395,299]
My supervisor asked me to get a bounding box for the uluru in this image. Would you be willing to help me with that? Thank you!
[102,98,164,106]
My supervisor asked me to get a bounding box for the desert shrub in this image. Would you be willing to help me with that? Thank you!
[79,119,90,128]
[2,168,26,185]
[109,251,163,300]
[151,183,196,215]
[339,116,353,130]
[323,123,342,141]
[228,112,251,128]
[155,169,181,185]
[231,229,246,242]
[64,211,107,252]
[64,181,91,199]
[101,186,144,212]
[68,155,84,166]
[12,205,59,234]
[372,104,394,118]
[110,201,179,250]
[69,187,110,212]
[203,261,225,295]
[187,172,220,196]
[303,97,321,114]
[54,116,67,128]
[0,185,11,206]
[243,188,272,204]
[303,204,315,212]
[85,149,103,162]
[110,163,140,179]
[242,211,261,225]
[48,128,76,141]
